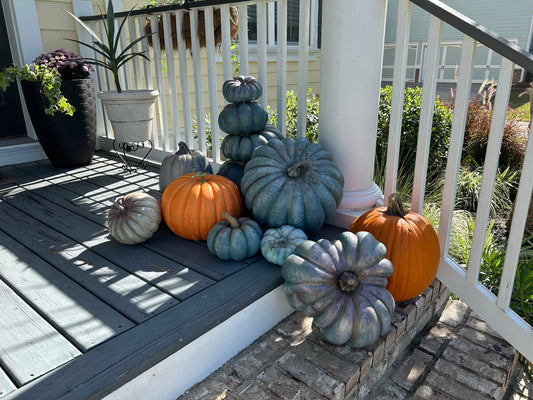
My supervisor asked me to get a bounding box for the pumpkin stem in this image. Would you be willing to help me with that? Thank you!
[338,271,358,292]
[222,212,240,228]
[176,141,190,155]
[111,197,127,213]
[385,193,408,218]
[192,171,209,182]
[287,160,310,178]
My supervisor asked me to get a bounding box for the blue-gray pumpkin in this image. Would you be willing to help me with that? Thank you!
[221,124,284,162]
[207,212,263,261]
[217,160,246,191]
[222,76,263,103]
[218,102,268,135]
[159,142,213,191]
[241,137,344,233]
[281,231,395,347]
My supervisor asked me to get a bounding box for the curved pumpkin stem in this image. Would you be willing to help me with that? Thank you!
[385,193,408,218]
[222,212,240,228]
[176,141,191,155]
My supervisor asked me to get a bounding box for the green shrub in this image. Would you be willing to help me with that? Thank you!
[269,89,319,142]
[376,86,453,185]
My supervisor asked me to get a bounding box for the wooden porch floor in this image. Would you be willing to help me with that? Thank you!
[0,153,338,399]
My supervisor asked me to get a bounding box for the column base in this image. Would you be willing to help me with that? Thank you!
[328,183,383,229]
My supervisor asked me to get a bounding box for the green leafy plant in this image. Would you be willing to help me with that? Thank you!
[268,88,320,142]
[453,164,517,216]
[0,64,74,115]
[67,0,152,93]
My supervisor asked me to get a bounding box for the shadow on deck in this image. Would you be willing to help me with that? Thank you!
[0,152,342,399]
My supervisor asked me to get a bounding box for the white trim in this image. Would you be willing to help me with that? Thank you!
[102,286,293,400]
[0,142,45,166]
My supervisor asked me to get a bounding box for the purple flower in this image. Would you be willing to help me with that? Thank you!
[33,48,93,80]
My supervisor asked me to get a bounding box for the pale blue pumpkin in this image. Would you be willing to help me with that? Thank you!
[222,76,263,103]
[221,124,284,162]
[260,225,307,266]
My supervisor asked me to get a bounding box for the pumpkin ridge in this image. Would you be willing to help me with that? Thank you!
[321,297,356,345]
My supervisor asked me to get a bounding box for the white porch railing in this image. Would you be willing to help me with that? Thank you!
[76,0,533,363]
[77,0,320,166]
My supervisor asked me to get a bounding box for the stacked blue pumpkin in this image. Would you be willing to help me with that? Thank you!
[217,76,284,190]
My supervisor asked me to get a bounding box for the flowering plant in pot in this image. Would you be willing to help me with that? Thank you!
[0,49,98,168]
[68,0,159,144]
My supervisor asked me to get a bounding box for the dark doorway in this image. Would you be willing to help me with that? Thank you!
[0,3,27,140]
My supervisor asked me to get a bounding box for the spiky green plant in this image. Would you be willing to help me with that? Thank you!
[67,0,152,93]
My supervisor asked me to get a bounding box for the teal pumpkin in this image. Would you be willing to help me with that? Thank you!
[207,212,263,261]
[221,124,284,162]
[281,231,395,347]
[218,102,268,135]
[222,76,263,103]
[241,137,344,233]
[217,160,246,191]
[260,225,307,266]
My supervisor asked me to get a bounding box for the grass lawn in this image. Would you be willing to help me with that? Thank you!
[509,90,531,121]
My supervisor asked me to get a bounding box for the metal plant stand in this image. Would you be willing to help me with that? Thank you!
[112,139,153,173]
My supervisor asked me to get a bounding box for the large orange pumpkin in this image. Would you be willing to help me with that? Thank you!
[349,193,440,302]
[162,172,242,241]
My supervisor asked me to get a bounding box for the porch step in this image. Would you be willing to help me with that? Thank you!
[178,280,519,399]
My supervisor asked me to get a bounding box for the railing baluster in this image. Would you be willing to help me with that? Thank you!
[149,14,167,150]
[384,0,412,203]
[128,17,142,90]
[162,11,180,150]
[497,123,533,311]
[296,0,310,139]
[175,10,193,145]
[467,58,514,284]
[204,7,221,163]
[190,9,206,152]
[277,0,288,134]
[220,5,233,82]
[237,4,249,77]
[438,35,477,258]
[257,0,268,110]
[309,0,319,48]
[411,15,443,213]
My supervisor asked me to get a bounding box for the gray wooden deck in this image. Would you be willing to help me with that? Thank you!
[0,153,329,400]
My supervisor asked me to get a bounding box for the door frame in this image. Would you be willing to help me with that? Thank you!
[1,0,44,141]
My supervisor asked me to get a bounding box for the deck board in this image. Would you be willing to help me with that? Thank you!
[0,231,134,350]
[0,200,177,322]
[0,153,291,399]
[0,369,15,398]
[0,279,81,386]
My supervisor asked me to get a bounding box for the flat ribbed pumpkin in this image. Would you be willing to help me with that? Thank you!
[162,172,242,241]
[281,231,395,347]
[349,193,440,302]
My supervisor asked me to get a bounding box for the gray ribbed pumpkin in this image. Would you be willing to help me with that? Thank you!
[241,137,344,233]
[108,192,161,245]
[281,231,395,347]
[207,212,263,261]
[218,102,268,135]
[159,142,213,191]
[221,124,284,162]
[222,76,262,103]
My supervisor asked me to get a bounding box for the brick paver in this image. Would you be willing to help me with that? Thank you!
[178,281,522,400]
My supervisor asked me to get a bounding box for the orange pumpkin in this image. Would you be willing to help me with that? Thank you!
[162,172,242,241]
[349,193,440,302]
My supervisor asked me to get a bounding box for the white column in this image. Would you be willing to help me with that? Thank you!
[319,0,388,228]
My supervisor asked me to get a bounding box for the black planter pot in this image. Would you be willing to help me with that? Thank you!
[21,79,96,168]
